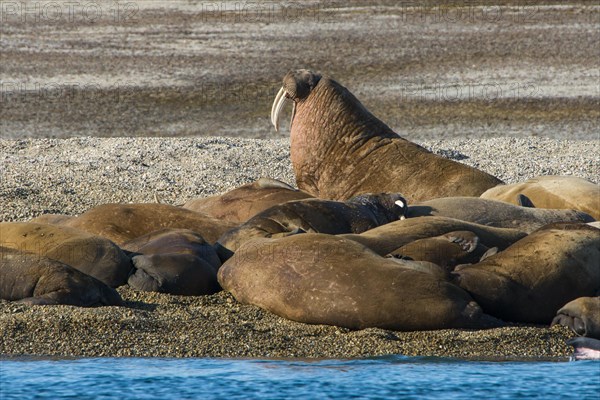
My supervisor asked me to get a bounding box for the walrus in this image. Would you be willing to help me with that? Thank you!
[122,229,221,296]
[551,297,600,339]
[0,246,123,306]
[387,231,491,271]
[61,203,238,245]
[218,233,502,331]
[566,337,600,360]
[453,223,600,324]
[29,213,75,225]
[0,222,132,287]
[407,197,594,233]
[340,216,527,256]
[216,193,408,258]
[271,69,503,202]
[480,176,600,220]
[183,178,313,223]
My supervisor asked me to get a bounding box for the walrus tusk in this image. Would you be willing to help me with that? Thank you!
[271,87,291,132]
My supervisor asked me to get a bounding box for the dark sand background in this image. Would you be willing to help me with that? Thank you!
[0,1,599,359]
[1,0,598,140]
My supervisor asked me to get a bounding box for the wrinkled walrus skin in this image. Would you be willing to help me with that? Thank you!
[454,223,600,324]
[407,197,594,233]
[218,234,502,331]
[183,178,313,223]
[0,222,132,287]
[62,203,238,245]
[216,193,407,257]
[340,216,527,256]
[0,247,123,307]
[552,297,600,339]
[480,175,600,220]
[271,69,503,202]
[123,228,221,296]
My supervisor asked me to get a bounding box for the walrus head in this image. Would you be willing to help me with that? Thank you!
[348,193,408,222]
[270,69,398,198]
[271,69,322,131]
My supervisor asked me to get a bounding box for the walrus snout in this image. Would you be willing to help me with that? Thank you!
[271,69,322,131]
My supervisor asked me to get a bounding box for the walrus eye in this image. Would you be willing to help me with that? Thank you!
[271,87,293,132]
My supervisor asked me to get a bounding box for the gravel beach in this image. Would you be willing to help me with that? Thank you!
[0,136,597,359]
[1,1,599,359]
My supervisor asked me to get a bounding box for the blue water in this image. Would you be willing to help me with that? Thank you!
[1,356,599,399]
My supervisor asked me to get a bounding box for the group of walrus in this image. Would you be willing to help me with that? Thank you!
[2,70,599,359]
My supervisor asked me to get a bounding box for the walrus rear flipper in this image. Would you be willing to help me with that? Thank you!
[517,194,536,208]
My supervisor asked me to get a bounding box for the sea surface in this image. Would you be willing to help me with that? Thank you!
[1,356,599,399]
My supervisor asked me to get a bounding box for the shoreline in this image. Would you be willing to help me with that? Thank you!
[0,287,574,360]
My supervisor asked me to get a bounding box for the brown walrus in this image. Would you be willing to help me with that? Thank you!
[216,193,408,258]
[0,246,123,306]
[271,69,503,202]
[480,175,600,220]
[340,216,527,256]
[552,297,600,339]
[183,178,313,223]
[61,203,238,245]
[218,233,502,331]
[387,231,492,272]
[0,222,132,287]
[122,228,221,296]
[407,197,594,233]
[453,223,600,324]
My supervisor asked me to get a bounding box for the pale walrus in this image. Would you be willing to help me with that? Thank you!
[0,222,132,287]
[551,297,600,339]
[218,233,502,331]
[183,178,313,223]
[480,175,600,220]
[216,193,408,258]
[340,216,527,256]
[270,69,503,202]
[453,223,600,324]
[61,203,238,245]
[122,229,221,296]
[406,197,594,233]
[0,247,123,306]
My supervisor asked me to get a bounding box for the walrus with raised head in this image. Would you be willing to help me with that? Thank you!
[0,247,123,307]
[216,193,408,258]
[453,223,600,324]
[0,222,132,287]
[61,203,237,245]
[271,69,503,202]
[406,197,594,233]
[183,178,313,223]
[552,297,600,339]
[122,228,222,296]
[218,233,502,331]
[480,175,600,220]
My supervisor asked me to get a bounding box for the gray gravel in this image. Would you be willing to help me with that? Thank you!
[0,287,574,360]
[1,136,598,222]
